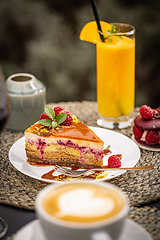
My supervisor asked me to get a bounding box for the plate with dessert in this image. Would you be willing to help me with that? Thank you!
[9,106,140,183]
[132,105,160,151]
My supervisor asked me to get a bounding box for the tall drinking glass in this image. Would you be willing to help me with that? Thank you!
[97,23,135,129]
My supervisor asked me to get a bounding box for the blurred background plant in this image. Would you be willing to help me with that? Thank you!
[0,0,159,108]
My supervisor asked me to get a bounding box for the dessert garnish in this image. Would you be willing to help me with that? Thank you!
[39,106,73,128]
[139,105,160,120]
[145,131,159,145]
[139,105,154,120]
[103,145,112,155]
[133,125,143,139]
[107,155,122,168]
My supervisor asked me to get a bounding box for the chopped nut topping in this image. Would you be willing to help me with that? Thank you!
[34,126,50,136]
[55,125,62,130]
[71,114,79,123]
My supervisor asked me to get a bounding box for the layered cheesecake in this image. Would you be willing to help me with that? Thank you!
[25,106,104,169]
[133,105,160,147]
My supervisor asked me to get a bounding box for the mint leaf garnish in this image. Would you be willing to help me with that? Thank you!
[105,24,123,42]
[52,121,58,128]
[56,112,67,125]
[39,107,69,128]
[45,107,55,120]
[39,119,52,127]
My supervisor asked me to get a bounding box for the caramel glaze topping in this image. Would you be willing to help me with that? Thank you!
[25,122,104,143]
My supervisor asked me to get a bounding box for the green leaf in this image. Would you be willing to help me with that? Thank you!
[56,112,67,125]
[117,35,123,40]
[39,119,52,127]
[106,30,111,35]
[105,24,123,43]
[111,24,115,33]
[108,38,112,43]
[52,121,58,128]
[115,28,120,33]
[44,107,55,120]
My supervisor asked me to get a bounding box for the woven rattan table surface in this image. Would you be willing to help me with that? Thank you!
[1,101,160,239]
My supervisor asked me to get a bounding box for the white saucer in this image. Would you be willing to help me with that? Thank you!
[13,219,153,240]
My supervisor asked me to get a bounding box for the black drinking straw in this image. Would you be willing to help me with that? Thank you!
[90,0,104,42]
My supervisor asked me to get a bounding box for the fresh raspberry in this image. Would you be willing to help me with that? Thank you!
[133,125,144,139]
[39,113,53,121]
[108,155,121,168]
[145,130,159,145]
[54,106,64,117]
[62,111,73,126]
[139,105,153,120]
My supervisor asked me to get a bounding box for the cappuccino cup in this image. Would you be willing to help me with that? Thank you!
[35,181,129,240]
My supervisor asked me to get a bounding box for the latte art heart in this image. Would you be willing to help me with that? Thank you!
[56,188,115,218]
[42,183,125,223]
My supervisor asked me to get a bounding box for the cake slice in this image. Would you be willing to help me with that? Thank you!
[25,106,104,169]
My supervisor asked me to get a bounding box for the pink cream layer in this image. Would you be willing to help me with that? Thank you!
[26,138,104,162]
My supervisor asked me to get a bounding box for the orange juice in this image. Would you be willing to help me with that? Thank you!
[97,27,135,118]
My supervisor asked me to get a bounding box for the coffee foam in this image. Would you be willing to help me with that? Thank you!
[56,188,115,218]
[42,183,125,223]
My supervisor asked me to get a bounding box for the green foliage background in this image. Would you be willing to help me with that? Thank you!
[0,0,160,108]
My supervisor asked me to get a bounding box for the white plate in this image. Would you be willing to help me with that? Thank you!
[13,218,153,240]
[9,127,140,183]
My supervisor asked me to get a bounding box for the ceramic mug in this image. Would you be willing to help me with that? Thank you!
[6,73,46,131]
[35,181,129,240]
